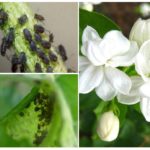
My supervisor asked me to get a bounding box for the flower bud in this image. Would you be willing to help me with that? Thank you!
[129,18,150,47]
[97,111,119,142]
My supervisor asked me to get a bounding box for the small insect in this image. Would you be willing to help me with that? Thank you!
[36,48,49,64]
[47,66,53,73]
[35,107,40,112]
[19,112,24,117]
[11,54,19,72]
[0,9,8,26]
[34,13,45,21]
[49,33,54,43]
[35,63,42,72]
[49,52,57,62]
[0,37,7,56]
[5,27,15,48]
[23,28,32,42]
[34,33,42,42]
[18,52,26,64]
[41,40,51,49]
[18,14,28,25]
[30,40,37,51]
[58,44,68,61]
[34,24,45,34]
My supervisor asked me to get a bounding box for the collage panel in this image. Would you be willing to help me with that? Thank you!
[0,74,78,147]
[0,2,78,73]
[79,2,150,147]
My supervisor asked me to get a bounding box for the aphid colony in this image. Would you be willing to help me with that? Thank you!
[0,9,68,72]
[19,91,55,145]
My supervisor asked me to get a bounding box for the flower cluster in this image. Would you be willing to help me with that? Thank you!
[79,18,150,141]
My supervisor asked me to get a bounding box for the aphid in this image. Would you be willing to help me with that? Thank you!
[34,33,42,42]
[49,33,54,43]
[41,40,51,49]
[18,52,26,64]
[49,52,57,62]
[34,24,45,34]
[47,66,53,73]
[36,48,49,64]
[34,13,45,21]
[23,28,32,42]
[11,54,18,72]
[18,14,28,25]
[0,9,8,26]
[35,63,42,72]
[0,37,7,56]
[19,112,24,117]
[5,27,15,48]
[35,107,40,112]
[58,44,68,61]
[30,40,37,51]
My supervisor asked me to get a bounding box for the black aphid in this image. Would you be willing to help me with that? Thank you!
[23,28,32,42]
[18,52,26,64]
[0,9,8,26]
[58,44,68,61]
[47,66,53,73]
[49,52,57,62]
[5,27,15,48]
[34,24,45,34]
[0,37,7,56]
[34,13,45,21]
[11,54,18,72]
[18,14,28,25]
[49,33,54,43]
[35,63,42,72]
[41,40,51,49]
[34,33,42,42]
[19,112,24,117]
[36,48,49,64]
[30,40,37,51]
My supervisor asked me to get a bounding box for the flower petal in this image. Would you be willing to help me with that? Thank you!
[140,97,150,122]
[99,30,130,60]
[79,65,103,94]
[86,41,106,66]
[79,56,91,72]
[117,76,143,105]
[95,76,117,101]
[110,41,139,67]
[135,39,150,81]
[82,26,101,44]
[140,81,150,97]
[105,67,132,95]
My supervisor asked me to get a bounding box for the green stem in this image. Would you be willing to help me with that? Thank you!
[0,2,67,72]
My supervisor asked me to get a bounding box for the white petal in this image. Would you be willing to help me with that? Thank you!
[95,76,117,101]
[140,81,150,97]
[99,30,130,60]
[140,97,150,122]
[135,39,150,81]
[105,67,132,95]
[117,76,142,105]
[82,26,101,44]
[79,56,91,72]
[86,41,106,66]
[129,18,146,47]
[110,41,139,67]
[79,65,103,94]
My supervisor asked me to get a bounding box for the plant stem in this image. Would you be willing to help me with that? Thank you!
[0,2,67,72]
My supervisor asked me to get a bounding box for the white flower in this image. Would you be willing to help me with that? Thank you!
[97,111,119,141]
[80,2,101,11]
[79,26,138,101]
[140,3,150,17]
[135,40,150,81]
[129,18,150,47]
[117,76,150,122]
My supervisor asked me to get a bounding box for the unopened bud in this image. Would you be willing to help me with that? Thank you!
[97,111,119,142]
